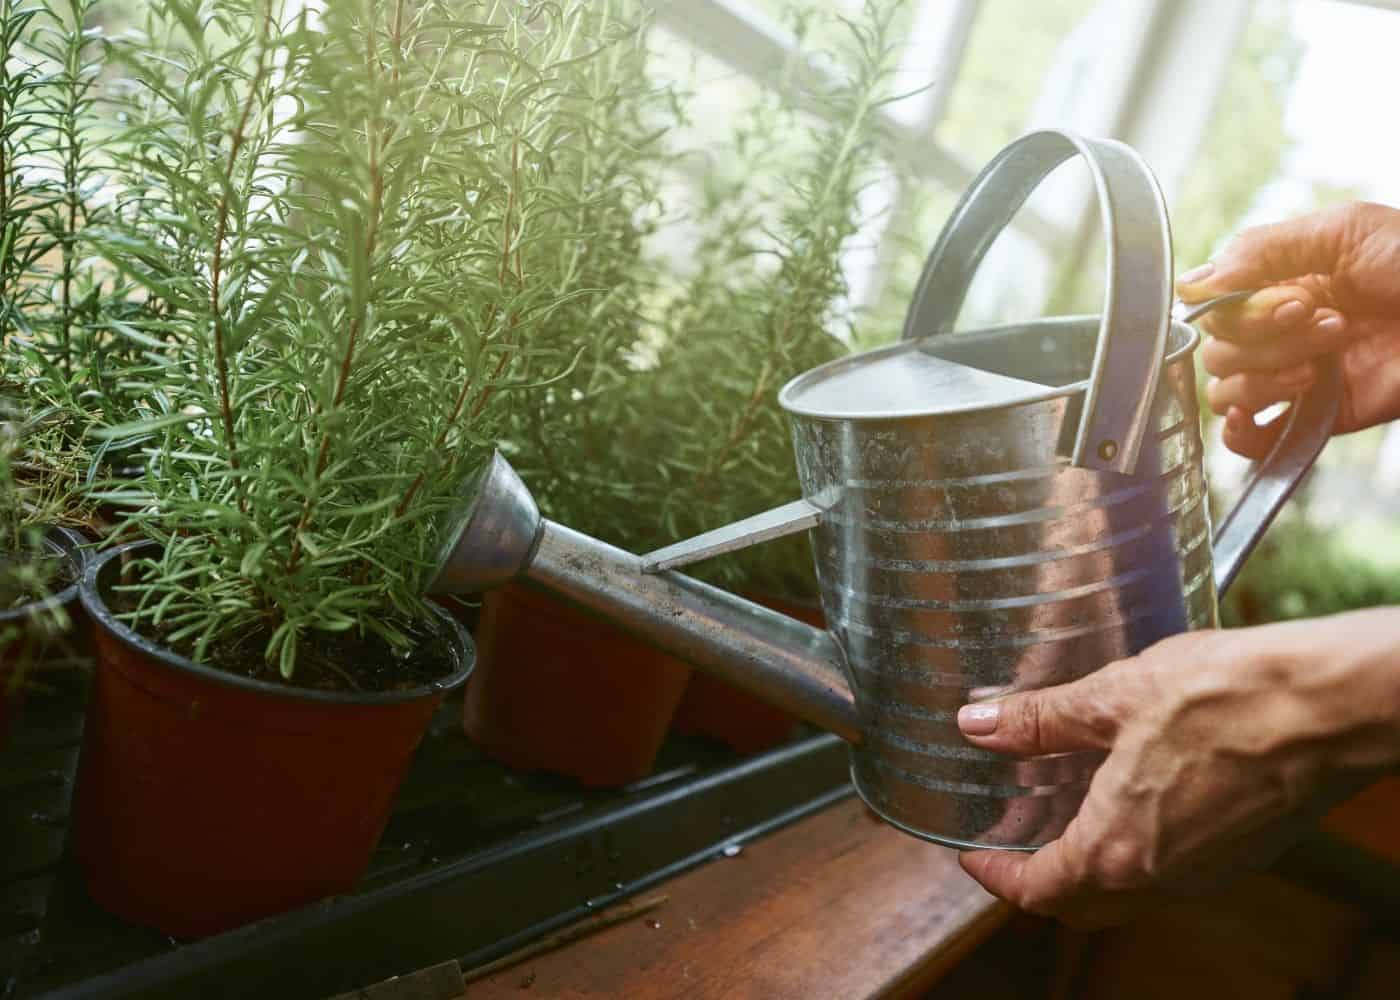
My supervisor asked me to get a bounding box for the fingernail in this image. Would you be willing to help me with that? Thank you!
[1178,262,1215,285]
[958,703,1000,736]
[1315,312,1346,335]
[1274,300,1308,326]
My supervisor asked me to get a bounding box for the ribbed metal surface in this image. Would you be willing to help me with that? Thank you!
[788,319,1214,849]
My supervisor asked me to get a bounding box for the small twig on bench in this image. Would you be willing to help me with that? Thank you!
[327,959,464,1000]
[460,894,670,984]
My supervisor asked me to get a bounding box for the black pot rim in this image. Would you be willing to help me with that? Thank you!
[80,543,475,706]
[0,525,89,624]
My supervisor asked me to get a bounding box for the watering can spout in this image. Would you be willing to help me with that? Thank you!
[429,453,862,744]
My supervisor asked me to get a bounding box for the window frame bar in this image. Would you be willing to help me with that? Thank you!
[650,0,1067,250]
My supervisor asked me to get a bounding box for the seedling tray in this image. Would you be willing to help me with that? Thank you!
[2,679,851,999]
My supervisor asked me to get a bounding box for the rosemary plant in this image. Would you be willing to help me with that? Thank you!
[511,0,904,599]
[94,0,659,686]
[0,0,58,353]
[0,392,85,701]
[31,0,104,381]
[0,0,111,529]
[503,0,671,528]
[0,393,75,591]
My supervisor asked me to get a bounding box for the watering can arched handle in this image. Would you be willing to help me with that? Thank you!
[900,129,1172,477]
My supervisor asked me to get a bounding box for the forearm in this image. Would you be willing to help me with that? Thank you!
[1257,607,1400,779]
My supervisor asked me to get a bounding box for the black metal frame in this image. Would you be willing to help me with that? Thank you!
[14,729,850,1000]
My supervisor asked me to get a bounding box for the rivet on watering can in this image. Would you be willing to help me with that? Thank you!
[1098,440,1119,462]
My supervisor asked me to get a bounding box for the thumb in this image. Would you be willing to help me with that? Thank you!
[1178,210,1348,300]
[957,671,1123,755]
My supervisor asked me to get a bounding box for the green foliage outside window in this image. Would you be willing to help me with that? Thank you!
[1222,512,1400,627]
[1181,2,1393,627]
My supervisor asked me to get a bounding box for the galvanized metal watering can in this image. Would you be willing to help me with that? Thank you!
[430,130,1339,850]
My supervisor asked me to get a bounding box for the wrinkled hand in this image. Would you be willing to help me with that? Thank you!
[1178,201,1400,459]
[955,611,1400,929]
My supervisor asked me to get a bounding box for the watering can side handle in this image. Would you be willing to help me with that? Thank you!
[1212,357,1341,596]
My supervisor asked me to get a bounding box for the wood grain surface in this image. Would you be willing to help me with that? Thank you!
[466,798,1007,999]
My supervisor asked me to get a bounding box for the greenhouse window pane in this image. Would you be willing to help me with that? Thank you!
[1174,0,1400,518]
[936,0,1103,163]
[738,0,920,63]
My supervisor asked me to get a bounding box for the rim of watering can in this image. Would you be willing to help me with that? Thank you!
[779,317,1199,423]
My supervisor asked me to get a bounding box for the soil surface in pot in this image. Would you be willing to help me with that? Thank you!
[0,548,76,610]
[109,590,460,695]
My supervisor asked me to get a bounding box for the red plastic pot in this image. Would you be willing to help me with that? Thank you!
[464,582,692,788]
[670,593,823,755]
[0,670,14,746]
[73,545,473,938]
[0,527,88,748]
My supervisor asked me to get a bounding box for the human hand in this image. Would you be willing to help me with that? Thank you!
[1178,201,1400,458]
[954,611,1400,929]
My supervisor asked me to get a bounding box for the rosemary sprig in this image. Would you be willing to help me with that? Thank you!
[512,0,904,600]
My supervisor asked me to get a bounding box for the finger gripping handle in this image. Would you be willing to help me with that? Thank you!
[900,130,1174,475]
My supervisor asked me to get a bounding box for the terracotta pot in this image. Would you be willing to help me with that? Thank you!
[73,545,473,938]
[464,582,692,788]
[670,593,824,755]
[0,527,88,747]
